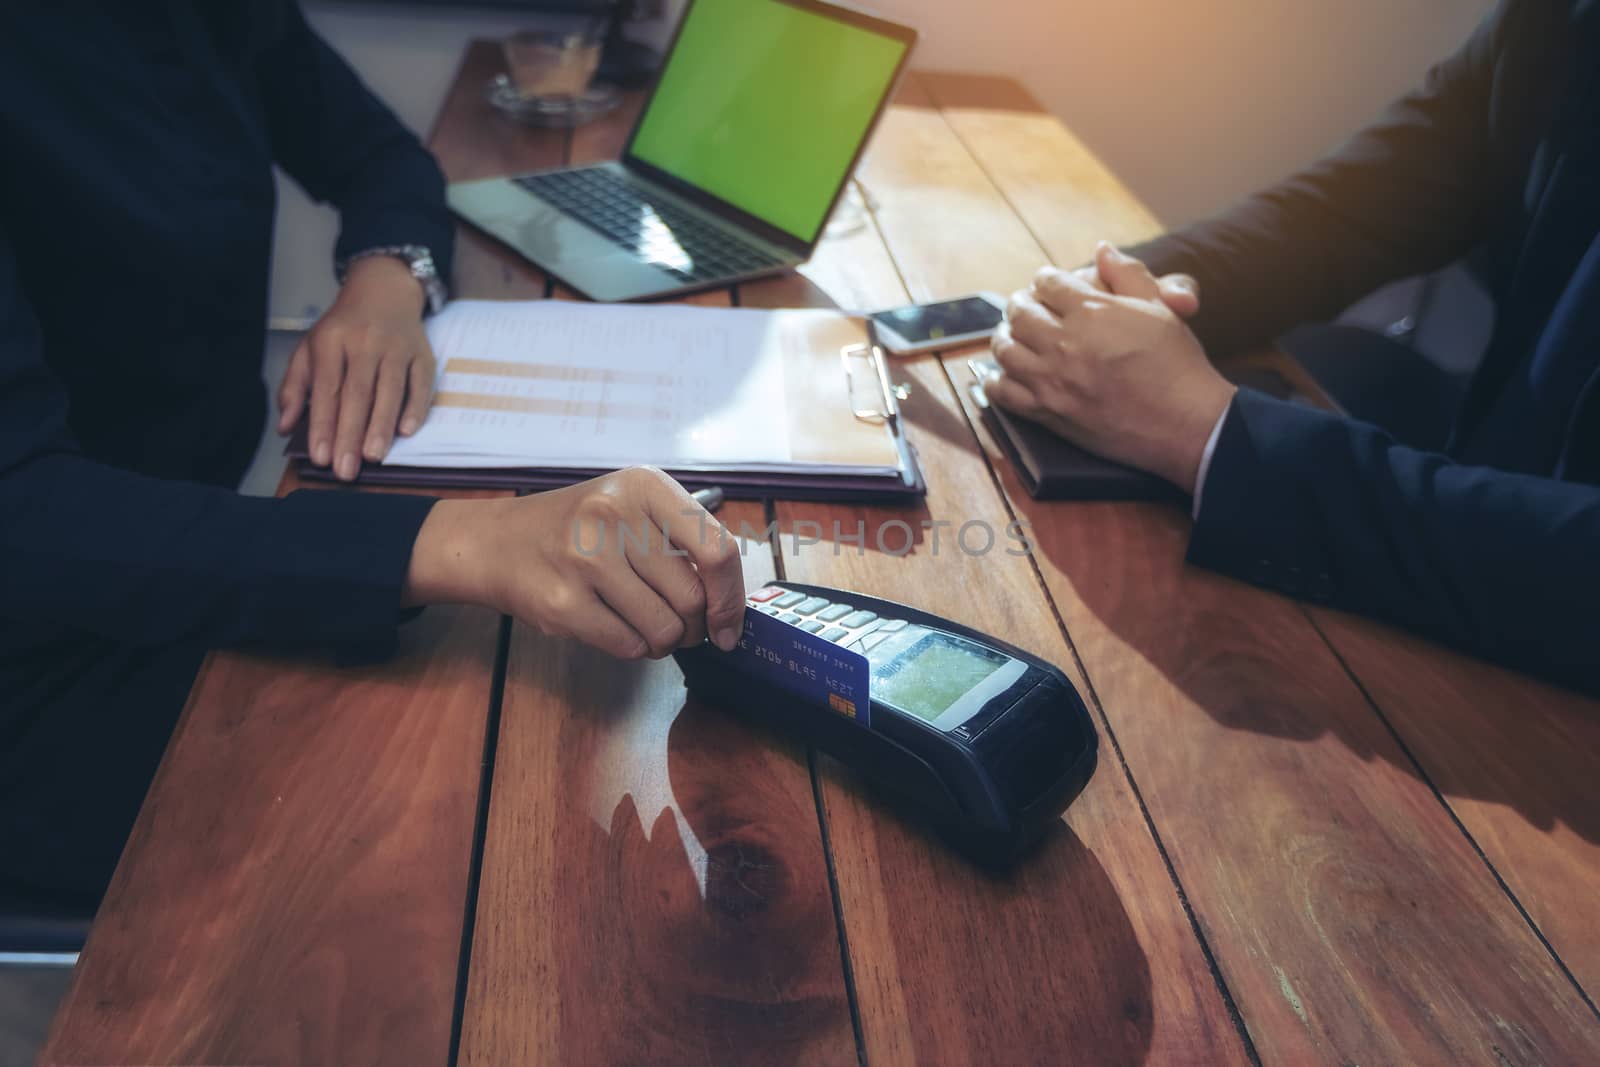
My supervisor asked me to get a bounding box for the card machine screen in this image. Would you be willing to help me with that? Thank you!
[747,585,1028,736]
[875,636,1008,724]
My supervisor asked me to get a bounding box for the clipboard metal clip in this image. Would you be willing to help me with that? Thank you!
[841,342,901,425]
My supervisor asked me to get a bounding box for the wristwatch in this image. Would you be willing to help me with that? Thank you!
[337,244,447,316]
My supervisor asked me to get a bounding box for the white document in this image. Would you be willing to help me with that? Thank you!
[385,300,797,471]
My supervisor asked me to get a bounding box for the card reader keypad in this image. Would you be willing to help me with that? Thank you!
[747,587,908,658]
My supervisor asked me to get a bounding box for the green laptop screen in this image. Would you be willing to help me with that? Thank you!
[627,0,908,243]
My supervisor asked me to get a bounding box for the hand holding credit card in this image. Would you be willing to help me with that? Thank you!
[731,604,872,726]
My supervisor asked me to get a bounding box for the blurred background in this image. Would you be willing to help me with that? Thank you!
[271,0,1494,323]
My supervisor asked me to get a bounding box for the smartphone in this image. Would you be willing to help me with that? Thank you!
[869,293,1006,355]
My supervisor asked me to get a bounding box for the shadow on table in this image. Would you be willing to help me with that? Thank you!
[892,349,997,454]
[1024,499,1600,851]
[527,645,1155,1066]
[537,686,858,1065]
[810,750,1157,1065]
[738,269,1001,459]
[690,690,1154,1064]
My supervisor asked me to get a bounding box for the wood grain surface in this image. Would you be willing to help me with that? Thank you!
[951,390,1600,1064]
[853,78,1044,303]
[49,39,1600,1067]
[741,86,1252,1064]
[1306,608,1600,999]
[909,74,1600,1061]
[41,475,508,1066]
[917,74,1162,268]
[748,335,1253,1064]
[458,500,860,1067]
[452,61,857,1065]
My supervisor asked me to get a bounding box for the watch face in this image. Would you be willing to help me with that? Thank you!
[406,248,437,276]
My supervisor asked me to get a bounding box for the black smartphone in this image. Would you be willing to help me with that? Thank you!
[870,293,1006,355]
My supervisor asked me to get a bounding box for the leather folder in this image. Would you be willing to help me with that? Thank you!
[969,359,1299,503]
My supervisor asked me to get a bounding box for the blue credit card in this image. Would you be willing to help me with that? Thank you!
[731,608,872,726]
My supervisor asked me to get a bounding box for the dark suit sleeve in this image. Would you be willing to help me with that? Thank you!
[1190,389,1600,696]
[255,0,455,279]
[1127,2,1508,357]
[0,221,438,653]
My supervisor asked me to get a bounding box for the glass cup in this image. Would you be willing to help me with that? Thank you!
[502,23,607,103]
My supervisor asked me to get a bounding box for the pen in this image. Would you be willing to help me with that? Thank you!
[692,486,725,514]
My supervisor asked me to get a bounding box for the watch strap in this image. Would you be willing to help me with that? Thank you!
[337,244,447,316]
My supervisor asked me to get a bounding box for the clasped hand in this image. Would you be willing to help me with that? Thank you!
[985,242,1237,493]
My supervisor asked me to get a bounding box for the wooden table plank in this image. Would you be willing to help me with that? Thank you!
[912,79,1600,1061]
[1305,608,1600,999]
[41,475,506,1066]
[459,504,858,1066]
[740,133,1254,1067]
[918,74,1163,266]
[953,399,1600,1064]
[454,61,858,1063]
[854,78,1047,302]
[568,74,642,162]
[755,361,1254,1064]
[793,185,910,313]
[928,68,1600,1062]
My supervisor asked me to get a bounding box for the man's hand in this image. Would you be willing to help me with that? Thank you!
[1065,254,1202,320]
[278,256,435,482]
[404,467,747,660]
[985,242,1235,493]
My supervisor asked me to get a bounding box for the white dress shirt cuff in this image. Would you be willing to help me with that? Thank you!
[1191,404,1232,520]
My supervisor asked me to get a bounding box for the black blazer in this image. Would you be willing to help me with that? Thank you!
[1130,0,1600,696]
[0,2,449,682]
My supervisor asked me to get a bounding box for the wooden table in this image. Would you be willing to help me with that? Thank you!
[42,47,1600,1067]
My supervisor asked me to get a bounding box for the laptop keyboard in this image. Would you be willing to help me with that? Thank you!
[514,168,786,285]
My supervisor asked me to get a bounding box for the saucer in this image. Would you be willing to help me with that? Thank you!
[486,75,622,128]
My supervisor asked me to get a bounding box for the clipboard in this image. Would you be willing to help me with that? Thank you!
[286,305,925,503]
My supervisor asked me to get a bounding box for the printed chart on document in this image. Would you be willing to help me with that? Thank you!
[385,300,793,470]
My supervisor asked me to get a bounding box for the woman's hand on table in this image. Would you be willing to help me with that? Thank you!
[278,255,437,482]
[404,467,747,661]
[983,242,1235,494]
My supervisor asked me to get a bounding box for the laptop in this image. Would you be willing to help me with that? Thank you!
[447,0,917,302]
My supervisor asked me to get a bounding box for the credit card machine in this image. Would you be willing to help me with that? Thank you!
[675,582,1098,866]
